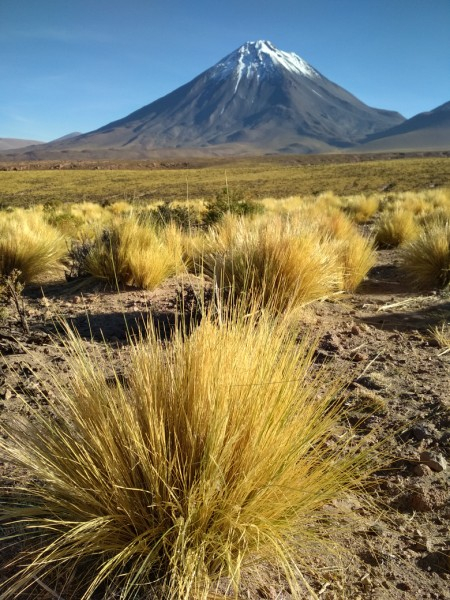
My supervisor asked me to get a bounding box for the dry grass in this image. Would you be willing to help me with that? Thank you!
[342,194,380,223]
[334,234,376,292]
[0,309,378,599]
[401,221,450,289]
[0,210,66,283]
[430,322,450,354]
[374,209,419,248]
[196,217,342,311]
[288,210,376,292]
[83,218,185,289]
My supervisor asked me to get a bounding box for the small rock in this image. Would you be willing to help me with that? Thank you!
[396,581,411,592]
[320,332,342,352]
[418,548,450,574]
[360,575,372,591]
[414,539,434,553]
[412,463,433,477]
[419,450,447,472]
[410,531,434,552]
[351,324,360,335]
[410,423,433,442]
[405,490,432,512]
[352,352,367,363]
[72,296,83,304]
[356,372,388,390]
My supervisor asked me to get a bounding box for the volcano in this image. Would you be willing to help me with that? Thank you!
[4,40,406,158]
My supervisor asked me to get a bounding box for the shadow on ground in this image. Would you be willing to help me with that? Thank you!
[359,300,450,332]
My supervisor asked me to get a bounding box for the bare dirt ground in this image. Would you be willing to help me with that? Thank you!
[0,246,449,599]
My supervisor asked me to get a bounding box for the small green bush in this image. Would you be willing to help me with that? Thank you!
[204,188,264,225]
[146,201,203,230]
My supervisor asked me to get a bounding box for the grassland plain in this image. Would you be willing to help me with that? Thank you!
[0,155,449,207]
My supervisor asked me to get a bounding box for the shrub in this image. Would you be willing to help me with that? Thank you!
[0,310,377,599]
[401,221,450,289]
[143,200,204,230]
[82,219,185,289]
[0,211,66,283]
[44,208,85,237]
[204,187,264,225]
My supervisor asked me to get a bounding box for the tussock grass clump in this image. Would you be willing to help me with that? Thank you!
[198,217,341,311]
[418,206,450,228]
[334,234,376,292]
[401,221,450,289]
[342,194,380,223]
[260,195,306,214]
[1,311,377,599]
[192,211,375,307]
[69,201,107,223]
[374,209,419,248]
[107,200,134,215]
[0,211,66,282]
[289,210,376,292]
[83,219,184,289]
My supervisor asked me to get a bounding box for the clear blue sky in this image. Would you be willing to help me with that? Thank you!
[1,0,449,141]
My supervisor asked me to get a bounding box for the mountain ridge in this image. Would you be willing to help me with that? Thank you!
[355,101,450,152]
[0,138,44,151]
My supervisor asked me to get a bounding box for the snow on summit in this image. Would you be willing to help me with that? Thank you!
[210,40,320,90]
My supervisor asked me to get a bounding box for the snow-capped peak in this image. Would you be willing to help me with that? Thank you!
[210,40,320,91]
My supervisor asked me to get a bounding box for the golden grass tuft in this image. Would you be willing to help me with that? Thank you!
[401,221,450,289]
[334,234,376,292]
[0,210,66,282]
[0,309,378,599]
[374,209,419,248]
[430,322,450,353]
[197,217,341,311]
[343,194,380,223]
[84,218,185,289]
[107,200,134,215]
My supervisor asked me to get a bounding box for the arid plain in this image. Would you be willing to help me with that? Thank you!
[0,153,449,599]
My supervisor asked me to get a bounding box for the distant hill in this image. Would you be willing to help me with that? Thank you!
[1,40,404,160]
[50,132,83,142]
[0,138,44,151]
[356,101,450,152]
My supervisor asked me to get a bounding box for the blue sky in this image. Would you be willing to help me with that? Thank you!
[1,0,449,141]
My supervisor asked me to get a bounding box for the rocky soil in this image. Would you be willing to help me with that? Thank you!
[0,247,449,599]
